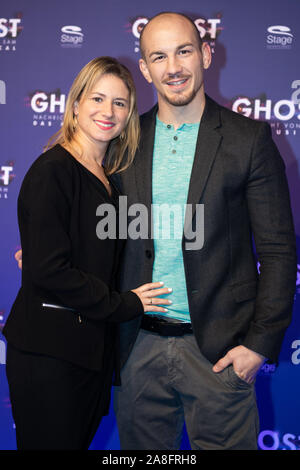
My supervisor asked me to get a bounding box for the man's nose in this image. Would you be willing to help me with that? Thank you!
[166,55,183,76]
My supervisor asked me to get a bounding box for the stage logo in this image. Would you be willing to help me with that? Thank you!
[0,15,23,52]
[231,81,300,136]
[60,25,84,48]
[0,80,5,104]
[26,90,65,127]
[266,25,294,50]
[0,162,15,199]
[127,14,222,54]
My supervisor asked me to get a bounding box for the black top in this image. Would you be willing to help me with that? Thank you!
[3,144,143,372]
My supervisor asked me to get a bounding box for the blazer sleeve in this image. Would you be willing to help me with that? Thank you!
[21,158,143,323]
[242,122,297,362]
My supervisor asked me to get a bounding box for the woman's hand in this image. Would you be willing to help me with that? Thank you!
[132,282,172,313]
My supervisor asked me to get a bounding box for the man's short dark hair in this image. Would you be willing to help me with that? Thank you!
[139,12,203,60]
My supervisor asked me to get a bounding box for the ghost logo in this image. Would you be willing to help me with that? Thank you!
[31,92,66,113]
[194,16,222,41]
[0,80,5,104]
[258,430,300,450]
[0,17,22,51]
[129,14,222,53]
[131,17,148,39]
[28,90,65,127]
[0,18,22,38]
[0,165,13,185]
[231,93,300,136]
[232,96,300,121]
[0,164,14,198]
[0,340,5,365]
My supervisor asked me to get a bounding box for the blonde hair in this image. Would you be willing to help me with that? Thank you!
[45,57,140,174]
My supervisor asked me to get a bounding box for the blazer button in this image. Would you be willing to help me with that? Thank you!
[145,250,152,259]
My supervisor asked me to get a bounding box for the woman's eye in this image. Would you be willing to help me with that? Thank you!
[114,101,125,107]
[93,97,102,103]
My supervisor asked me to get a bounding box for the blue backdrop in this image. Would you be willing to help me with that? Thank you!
[0,0,299,450]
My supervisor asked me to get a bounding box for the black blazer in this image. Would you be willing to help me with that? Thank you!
[117,95,297,367]
[3,145,143,372]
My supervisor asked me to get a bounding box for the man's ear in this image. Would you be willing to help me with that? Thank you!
[202,42,212,70]
[139,58,153,84]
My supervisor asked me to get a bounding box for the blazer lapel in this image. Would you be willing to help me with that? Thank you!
[186,95,222,220]
[134,104,157,207]
[132,104,158,243]
[128,98,222,240]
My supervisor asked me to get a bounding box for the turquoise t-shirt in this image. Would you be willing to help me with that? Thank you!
[150,116,200,322]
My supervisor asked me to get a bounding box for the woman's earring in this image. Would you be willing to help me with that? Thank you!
[73,113,78,132]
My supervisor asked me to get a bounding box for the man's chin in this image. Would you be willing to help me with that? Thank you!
[164,91,197,107]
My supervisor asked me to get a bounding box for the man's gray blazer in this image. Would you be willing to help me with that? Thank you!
[116,95,297,368]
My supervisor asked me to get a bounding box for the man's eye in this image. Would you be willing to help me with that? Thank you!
[179,49,192,55]
[153,55,164,62]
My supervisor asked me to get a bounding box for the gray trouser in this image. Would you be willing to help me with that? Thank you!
[114,329,259,450]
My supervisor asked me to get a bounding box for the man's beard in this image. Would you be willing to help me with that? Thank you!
[160,80,201,107]
[163,88,198,107]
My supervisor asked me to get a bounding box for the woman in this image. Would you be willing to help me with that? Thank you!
[3,57,171,450]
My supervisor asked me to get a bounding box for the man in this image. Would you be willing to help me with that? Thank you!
[113,12,297,450]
